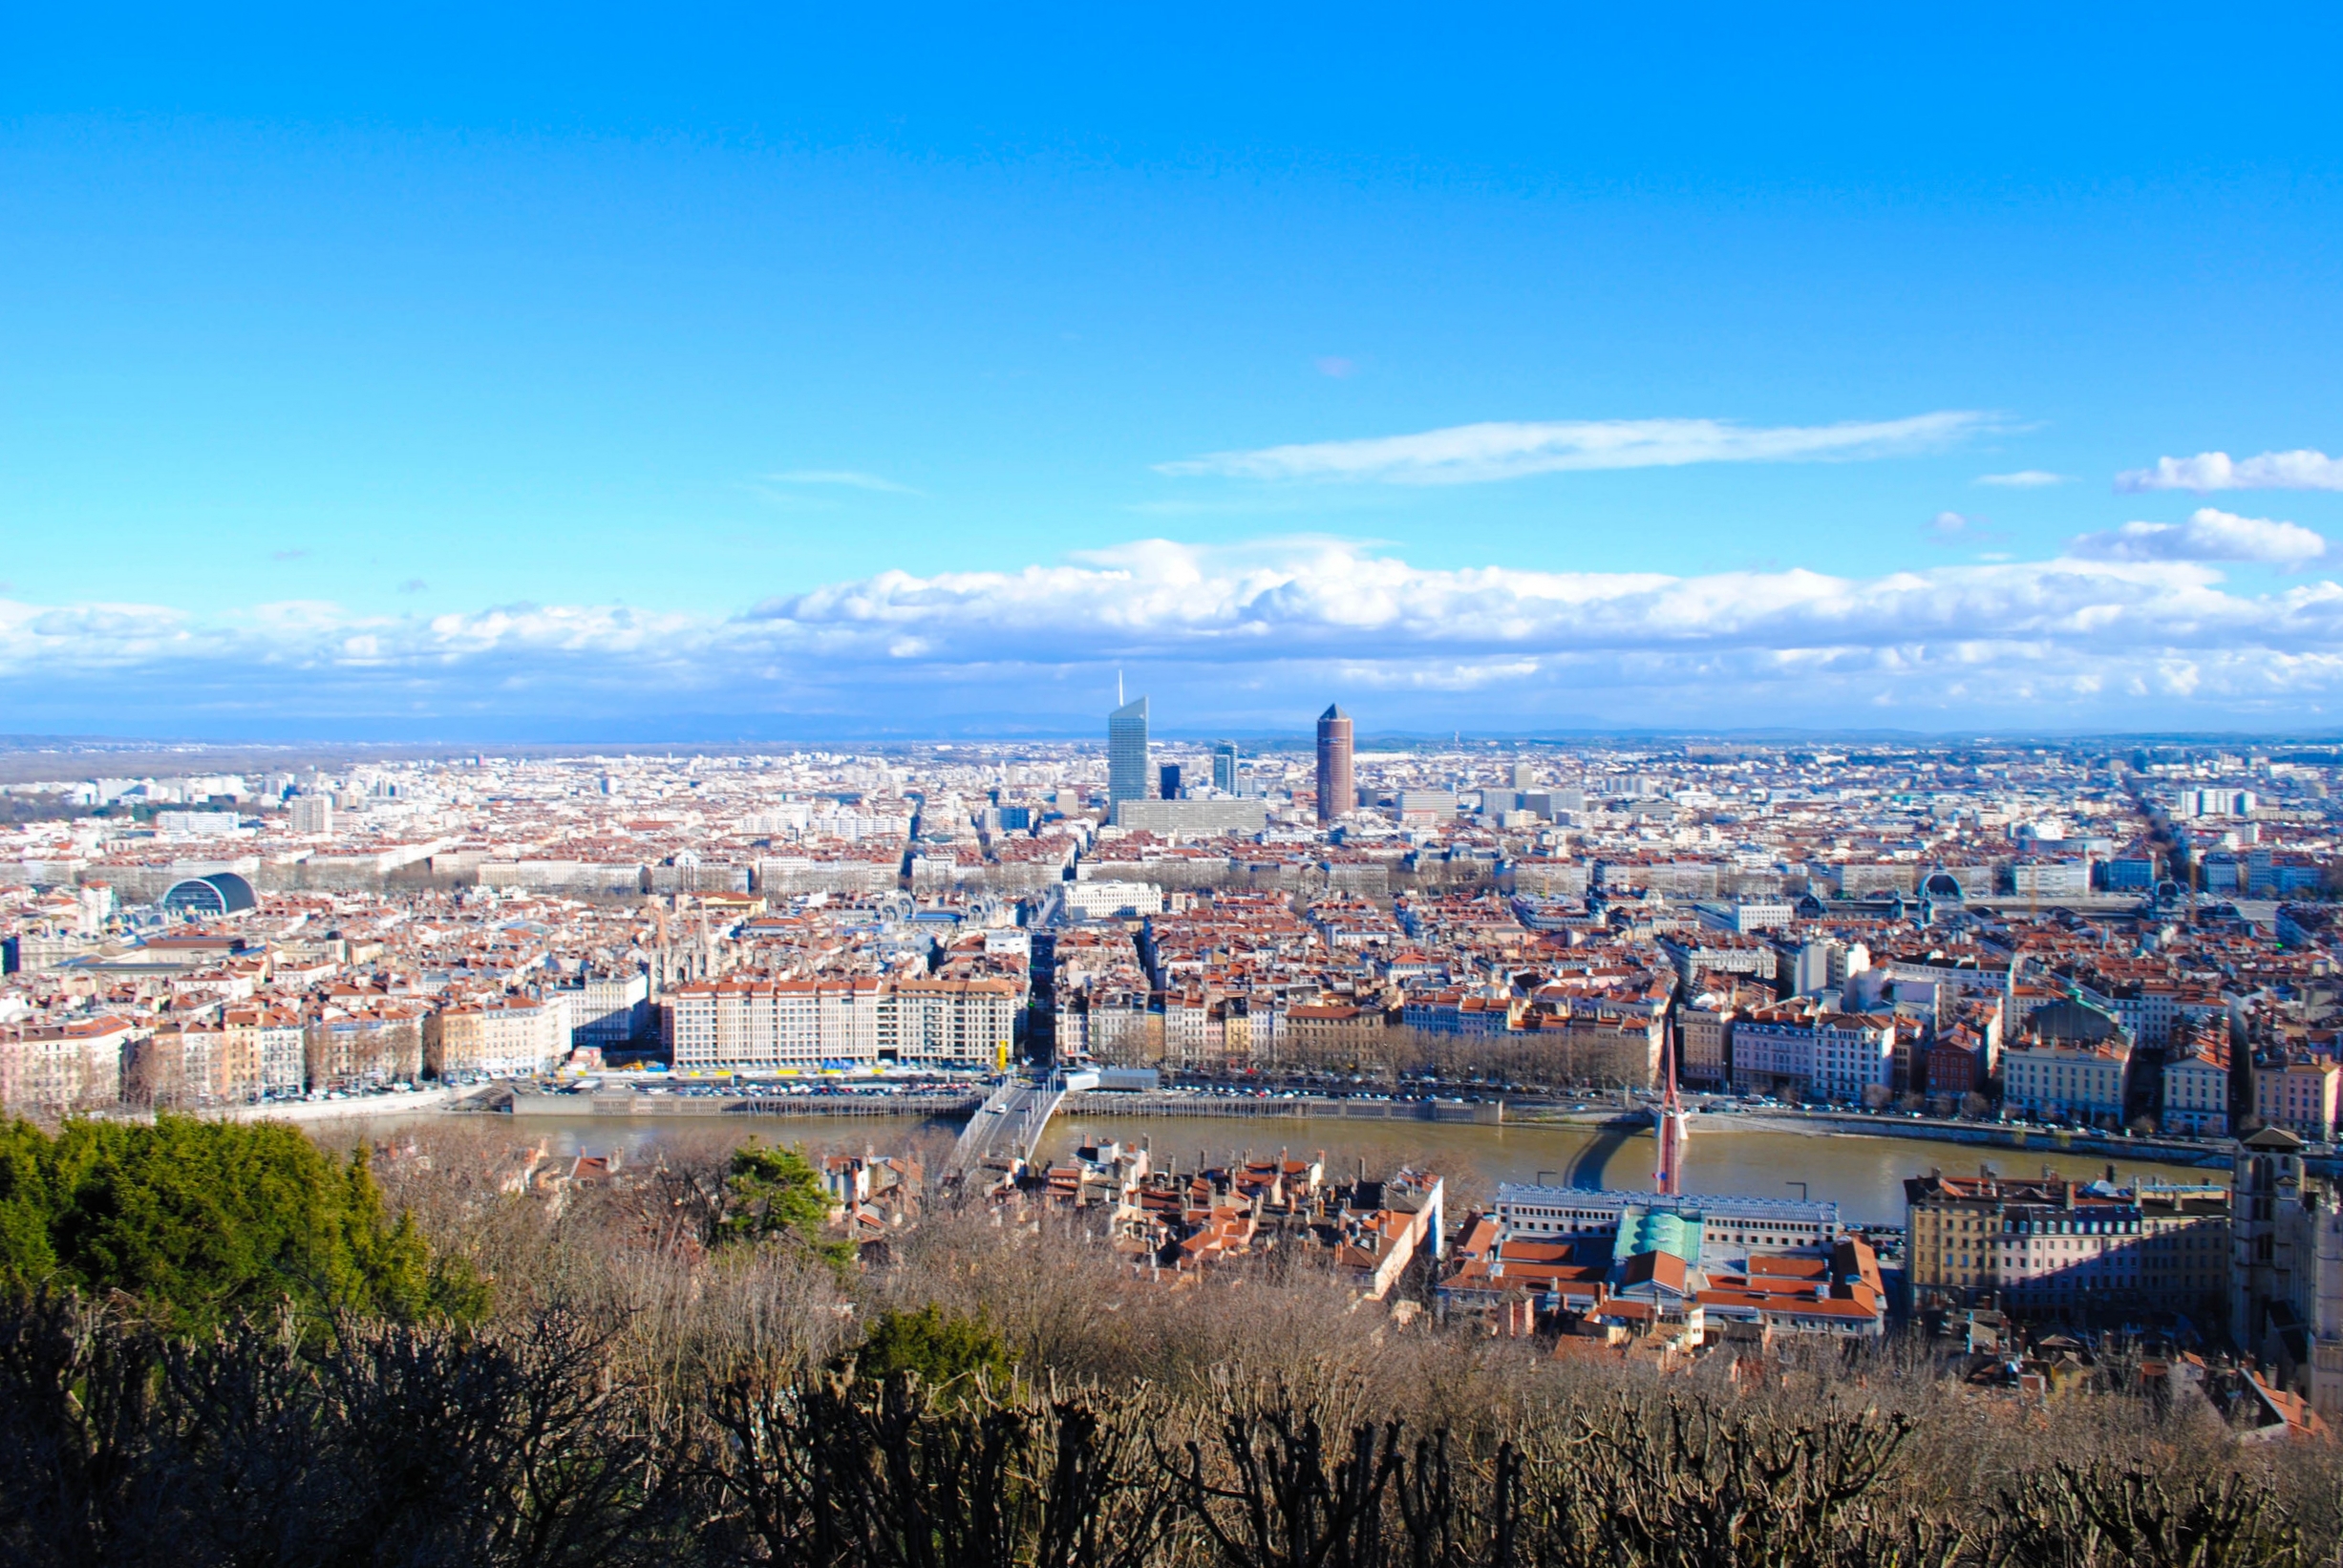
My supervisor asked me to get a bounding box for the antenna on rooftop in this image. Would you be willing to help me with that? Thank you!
[1118,669,1124,707]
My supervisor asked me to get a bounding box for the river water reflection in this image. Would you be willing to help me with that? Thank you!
[356,1112,2223,1227]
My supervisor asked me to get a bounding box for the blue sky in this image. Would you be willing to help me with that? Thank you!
[6,5,2343,738]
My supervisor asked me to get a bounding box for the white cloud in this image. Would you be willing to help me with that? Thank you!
[766,469,922,494]
[1976,470,2070,488]
[2067,508,2329,568]
[15,537,2343,732]
[1924,511,2006,545]
[2115,450,2343,494]
[1157,411,1998,485]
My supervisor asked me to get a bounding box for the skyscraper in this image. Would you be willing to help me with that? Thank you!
[1108,696,1151,808]
[1315,704,1353,823]
[1212,741,1240,795]
[1159,763,1182,799]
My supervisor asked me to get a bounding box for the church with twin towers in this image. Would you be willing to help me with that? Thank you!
[1102,691,1353,834]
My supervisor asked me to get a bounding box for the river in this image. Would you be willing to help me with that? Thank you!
[344,1111,2224,1226]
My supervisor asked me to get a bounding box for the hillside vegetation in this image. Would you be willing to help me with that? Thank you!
[0,1117,2332,1568]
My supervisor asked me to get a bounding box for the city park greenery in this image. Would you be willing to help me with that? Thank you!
[0,1113,2334,1568]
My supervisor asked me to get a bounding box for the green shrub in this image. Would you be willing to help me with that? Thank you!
[0,1116,482,1328]
[853,1303,1014,1388]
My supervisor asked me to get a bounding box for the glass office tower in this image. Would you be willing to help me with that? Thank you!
[1108,696,1151,807]
[1212,741,1240,794]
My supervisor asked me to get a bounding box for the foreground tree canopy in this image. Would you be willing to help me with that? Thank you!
[0,1116,481,1327]
[718,1138,856,1273]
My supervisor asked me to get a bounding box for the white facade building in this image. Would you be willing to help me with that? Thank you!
[668,975,1017,1072]
[1730,1006,1895,1101]
[1064,880,1165,919]
[558,970,651,1045]
[2003,1038,2132,1123]
[2012,861,2092,898]
[2162,1044,2229,1136]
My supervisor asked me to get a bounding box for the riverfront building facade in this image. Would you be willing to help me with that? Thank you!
[667,974,1018,1072]
[1904,1170,2230,1324]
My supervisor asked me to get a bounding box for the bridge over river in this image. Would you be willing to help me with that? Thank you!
[946,1070,1080,1179]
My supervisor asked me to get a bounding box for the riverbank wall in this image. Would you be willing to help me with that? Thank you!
[1685,1112,2235,1171]
[502,1089,983,1118]
[497,1087,1504,1124]
[1059,1093,1505,1124]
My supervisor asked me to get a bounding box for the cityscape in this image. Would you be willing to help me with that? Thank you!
[9,2,2343,1557]
[7,715,2343,1431]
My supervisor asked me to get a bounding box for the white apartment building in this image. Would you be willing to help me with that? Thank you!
[884,977,1018,1069]
[1057,985,1156,1065]
[156,810,245,837]
[2162,1042,2230,1136]
[1109,799,1268,837]
[425,998,569,1078]
[0,1017,131,1114]
[2256,1059,2343,1143]
[2070,976,2183,1050]
[669,975,1016,1072]
[1885,953,2012,997]
[1693,898,1794,934]
[2178,787,2257,819]
[671,977,884,1070]
[133,1014,303,1104]
[129,1025,219,1104]
[556,970,651,1045]
[2012,861,2092,898]
[1161,988,1214,1065]
[223,1006,308,1099]
[738,802,812,836]
[1064,879,1165,919]
[478,859,648,894]
[1730,1005,1895,1101]
[2003,1039,2132,1124]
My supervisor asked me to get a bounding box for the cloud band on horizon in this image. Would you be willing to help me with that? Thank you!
[1157,411,2000,485]
[11,536,2343,731]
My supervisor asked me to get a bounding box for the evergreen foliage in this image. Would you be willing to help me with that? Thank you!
[718,1140,855,1272]
[0,1116,482,1328]
[852,1303,1015,1388]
